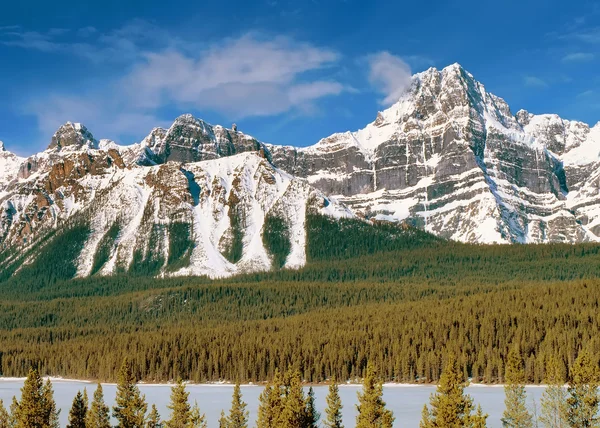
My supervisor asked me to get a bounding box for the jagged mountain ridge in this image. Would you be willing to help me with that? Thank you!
[1,62,600,279]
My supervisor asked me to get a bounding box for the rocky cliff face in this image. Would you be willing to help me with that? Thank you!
[268,64,600,243]
[0,62,599,279]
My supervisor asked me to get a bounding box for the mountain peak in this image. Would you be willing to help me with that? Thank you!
[0,141,5,152]
[48,122,98,151]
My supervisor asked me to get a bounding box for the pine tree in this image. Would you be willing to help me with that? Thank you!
[219,410,227,428]
[257,370,284,428]
[566,350,599,428]
[189,402,207,428]
[86,384,111,428]
[0,400,10,428]
[280,370,308,428]
[10,396,20,428]
[83,389,89,415]
[420,355,487,427]
[324,381,344,428]
[113,358,148,428]
[14,368,45,428]
[146,405,161,428]
[226,383,248,428]
[165,380,191,428]
[305,387,320,428]
[473,405,488,428]
[540,357,567,428]
[67,391,87,428]
[42,379,60,428]
[356,363,394,428]
[13,369,59,428]
[502,348,533,428]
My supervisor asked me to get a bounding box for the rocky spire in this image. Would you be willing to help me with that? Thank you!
[48,122,98,151]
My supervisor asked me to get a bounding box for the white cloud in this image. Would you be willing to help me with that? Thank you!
[121,34,342,116]
[561,52,595,62]
[367,52,412,105]
[23,31,347,142]
[523,76,548,88]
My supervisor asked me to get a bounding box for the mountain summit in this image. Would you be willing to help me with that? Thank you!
[0,63,599,279]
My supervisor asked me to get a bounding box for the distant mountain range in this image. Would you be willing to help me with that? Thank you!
[1,63,599,278]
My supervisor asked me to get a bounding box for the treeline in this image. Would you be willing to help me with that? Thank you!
[0,280,599,383]
[6,351,600,428]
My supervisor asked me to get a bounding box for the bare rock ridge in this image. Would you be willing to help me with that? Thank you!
[0,63,599,279]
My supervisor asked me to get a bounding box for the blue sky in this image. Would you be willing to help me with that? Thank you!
[1,0,599,156]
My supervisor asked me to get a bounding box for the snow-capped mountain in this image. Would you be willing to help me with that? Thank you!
[269,64,600,243]
[1,63,600,279]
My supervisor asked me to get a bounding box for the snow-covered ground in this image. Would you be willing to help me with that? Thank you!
[0,379,546,427]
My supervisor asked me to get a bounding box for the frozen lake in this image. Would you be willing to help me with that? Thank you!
[0,379,545,427]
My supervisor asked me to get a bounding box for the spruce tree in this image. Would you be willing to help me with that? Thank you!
[113,358,148,428]
[257,370,284,428]
[146,405,161,428]
[83,389,89,412]
[472,406,488,428]
[324,381,344,428]
[14,368,59,428]
[356,363,394,428]
[10,396,20,428]
[14,368,44,428]
[42,379,60,428]
[218,410,227,428]
[0,400,10,428]
[502,348,533,428]
[540,357,567,428]
[189,402,207,428]
[87,384,111,428]
[67,391,87,428]
[226,383,248,428]
[280,370,308,427]
[566,350,599,428]
[420,355,487,427]
[165,380,191,428]
[305,387,320,428]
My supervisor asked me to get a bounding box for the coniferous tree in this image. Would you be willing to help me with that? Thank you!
[420,355,487,427]
[0,400,9,428]
[540,357,568,428]
[83,389,89,413]
[146,405,161,428]
[281,370,309,428]
[226,383,248,428]
[165,380,191,428]
[257,370,284,428]
[566,350,599,428]
[218,410,227,428]
[42,379,60,428]
[502,348,533,428]
[473,406,488,428]
[324,381,343,428]
[113,358,148,428]
[189,402,207,428]
[86,384,111,428]
[9,397,20,428]
[67,391,87,428]
[305,387,320,428]
[356,363,394,428]
[14,368,60,428]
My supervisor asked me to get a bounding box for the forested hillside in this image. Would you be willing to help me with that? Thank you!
[1,214,600,384]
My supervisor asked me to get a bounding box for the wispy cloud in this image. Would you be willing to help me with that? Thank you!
[23,29,348,139]
[121,33,345,117]
[523,76,548,88]
[367,52,412,105]
[562,52,595,62]
[0,20,179,63]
